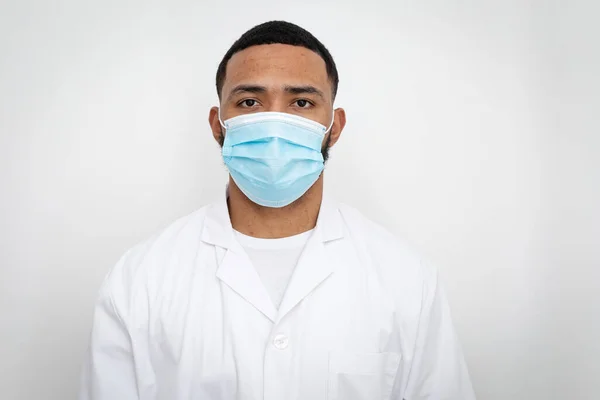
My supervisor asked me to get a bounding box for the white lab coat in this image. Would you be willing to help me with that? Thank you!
[80,194,475,400]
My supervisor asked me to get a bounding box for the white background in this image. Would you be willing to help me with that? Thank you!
[1,1,598,399]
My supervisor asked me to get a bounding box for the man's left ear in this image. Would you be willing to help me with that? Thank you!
[328,108,346,147]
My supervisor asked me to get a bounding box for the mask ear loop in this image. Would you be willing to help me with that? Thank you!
[218,107,227,131]
[325,112,335,134]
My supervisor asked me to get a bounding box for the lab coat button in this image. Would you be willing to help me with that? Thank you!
[273,333,289,350]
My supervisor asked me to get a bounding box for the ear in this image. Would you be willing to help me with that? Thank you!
[327,107,346,148]
[208,106,223,144]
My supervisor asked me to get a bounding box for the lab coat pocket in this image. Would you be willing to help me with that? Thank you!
[327,352,401,400]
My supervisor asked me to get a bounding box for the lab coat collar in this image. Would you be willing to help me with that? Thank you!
[200,186,345,323]
[200,187,344,250]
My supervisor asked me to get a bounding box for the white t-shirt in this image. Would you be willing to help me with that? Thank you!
[233,229,313,309]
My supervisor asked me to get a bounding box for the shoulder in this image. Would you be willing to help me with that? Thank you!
[337,202,438,295]
[99,205,212,312]
[121,205,209,272]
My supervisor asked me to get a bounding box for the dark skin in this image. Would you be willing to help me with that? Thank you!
[208,44,346,239]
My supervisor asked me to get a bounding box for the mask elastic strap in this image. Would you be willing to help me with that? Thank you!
[325,112,335,134]
[218,107,226,130]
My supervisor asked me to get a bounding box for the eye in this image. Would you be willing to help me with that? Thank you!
[294,99,313,108]
[239,99,259,108]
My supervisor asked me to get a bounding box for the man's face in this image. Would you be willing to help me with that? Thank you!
[210,44,344,160]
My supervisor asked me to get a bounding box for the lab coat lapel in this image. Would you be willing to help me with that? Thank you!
[216,245,278,322]
[276,196,345,323]
[201,197,278,323]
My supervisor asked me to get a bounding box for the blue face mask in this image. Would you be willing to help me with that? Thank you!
[219,111,333,208]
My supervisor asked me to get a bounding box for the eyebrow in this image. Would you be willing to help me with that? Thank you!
[226,84,326,102]
[227,84,268,101]
[284,85,325,100]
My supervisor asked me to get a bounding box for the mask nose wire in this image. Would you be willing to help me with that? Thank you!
[219,108,334,133]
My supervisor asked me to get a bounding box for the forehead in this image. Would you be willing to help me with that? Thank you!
[223,44,331,95]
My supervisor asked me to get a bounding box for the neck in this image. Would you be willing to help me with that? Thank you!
[227,175,324,239]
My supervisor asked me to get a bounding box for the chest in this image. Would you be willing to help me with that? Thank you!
[142,246,409,400]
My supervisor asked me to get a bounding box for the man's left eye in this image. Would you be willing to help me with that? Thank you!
[295,99,311,108]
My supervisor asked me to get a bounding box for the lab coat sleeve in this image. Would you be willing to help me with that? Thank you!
[402,265,476,400]
[79,259,144,400]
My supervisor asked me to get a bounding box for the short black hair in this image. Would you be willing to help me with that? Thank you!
[216,21,339,100]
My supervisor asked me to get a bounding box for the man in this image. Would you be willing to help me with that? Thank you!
[80,21,475,400]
